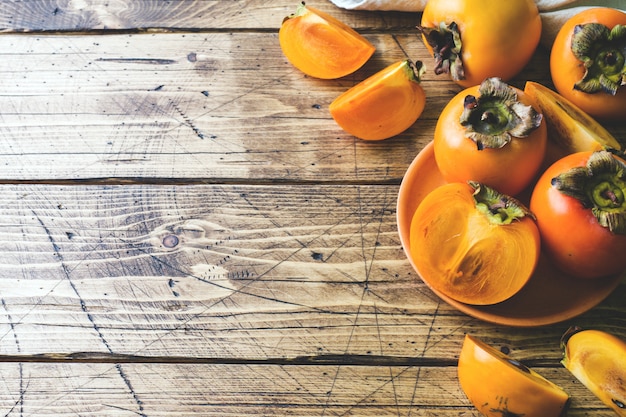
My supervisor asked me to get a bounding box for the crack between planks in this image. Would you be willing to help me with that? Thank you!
[0,352,565,369]
[0,177,403,186]
[0,352,461,367]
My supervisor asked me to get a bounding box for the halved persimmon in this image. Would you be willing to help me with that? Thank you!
[409,181,540,305]
[458,334,570,417]
[329,60,426,140]
[279,2,375,79]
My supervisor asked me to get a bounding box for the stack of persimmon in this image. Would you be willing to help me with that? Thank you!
[409,3,626,307]
[279,1,626,301]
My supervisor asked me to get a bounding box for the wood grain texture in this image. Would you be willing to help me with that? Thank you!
[0,1,624,415]
[0,31,603,183]
[0,183,623,359]
[0,0,419,32]
[0,31,445,182]
[0,362,617,416]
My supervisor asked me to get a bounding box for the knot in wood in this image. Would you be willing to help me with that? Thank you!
[162,234,180,248]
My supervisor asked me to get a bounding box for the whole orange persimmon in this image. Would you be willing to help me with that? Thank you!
[530,150,626,279]
[418,0,541,87]
[550,7,626,121]
[433,78,547,197]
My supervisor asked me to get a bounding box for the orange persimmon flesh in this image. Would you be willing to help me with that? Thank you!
[409,182,540,305]
[329,60,426,140]
[459,334,570,417]
[279,2,375,79]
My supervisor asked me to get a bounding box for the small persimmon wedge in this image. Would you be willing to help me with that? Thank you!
[409,181,540,305]
[458,334,570,417]
[329,60,426,140]
[279,2,375,79]
[523,81,622,164]
[561,327,626,415]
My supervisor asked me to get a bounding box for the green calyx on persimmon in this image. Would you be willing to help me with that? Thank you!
[460,77,543,150]
[571,22,626,95]
[552,150,626,234]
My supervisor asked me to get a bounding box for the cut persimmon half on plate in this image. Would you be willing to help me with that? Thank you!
[409,181,540,305]
[458,334,570,417]
[329,59,426,140]
[279,2,375,79]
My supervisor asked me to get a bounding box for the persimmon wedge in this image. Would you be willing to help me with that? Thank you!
[409,181,540,305]
[459,334,570,417]
[523,81,622,164]
[561,327,626,416]
[329,60,426,140]
[279,2,375,79]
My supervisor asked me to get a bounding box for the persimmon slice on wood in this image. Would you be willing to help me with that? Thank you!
[409,181,540,305]
[279,2,375,79]
[458,334,570,417]
[329,60,426,140]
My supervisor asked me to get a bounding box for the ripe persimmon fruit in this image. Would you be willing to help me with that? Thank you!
[550,7,626,121]
[418,0,541,87]
[409,181,540,305]
[458,334,570,417]
[434,78,547,197]
[329,60,426,140]
[279,2,375,79]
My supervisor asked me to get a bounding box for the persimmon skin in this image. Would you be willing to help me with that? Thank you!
[550,8,626,121]
[279,3,375,79]
[459,334,570,417]
[409,182,540,305]
[530,151,626,279]
[434,84,547,197]
[420,0,541,87]
[329,60,426,140]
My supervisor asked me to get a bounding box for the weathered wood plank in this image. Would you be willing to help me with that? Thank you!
[0,0,419,32]
[0,32,593,183]
[0,183,623,358]
[0,362,616,416]
[0,31,434,182]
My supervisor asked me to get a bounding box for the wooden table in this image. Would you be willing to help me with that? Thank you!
[0,1,624,415]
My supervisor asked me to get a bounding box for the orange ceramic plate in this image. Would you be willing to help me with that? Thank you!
[397,142,624,327]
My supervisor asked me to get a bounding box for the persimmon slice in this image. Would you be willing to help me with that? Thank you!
[561,327,626,415]
[329,60,426,140]
[409,181,540,305]
[459,334,570,417]
[279,2,375,79]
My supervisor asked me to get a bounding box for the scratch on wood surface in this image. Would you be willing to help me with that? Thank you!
[170,100,206,139]
[323,184,421,416]
[96,57,177,65]
[32,210,147,417]
[1,299,24,416]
